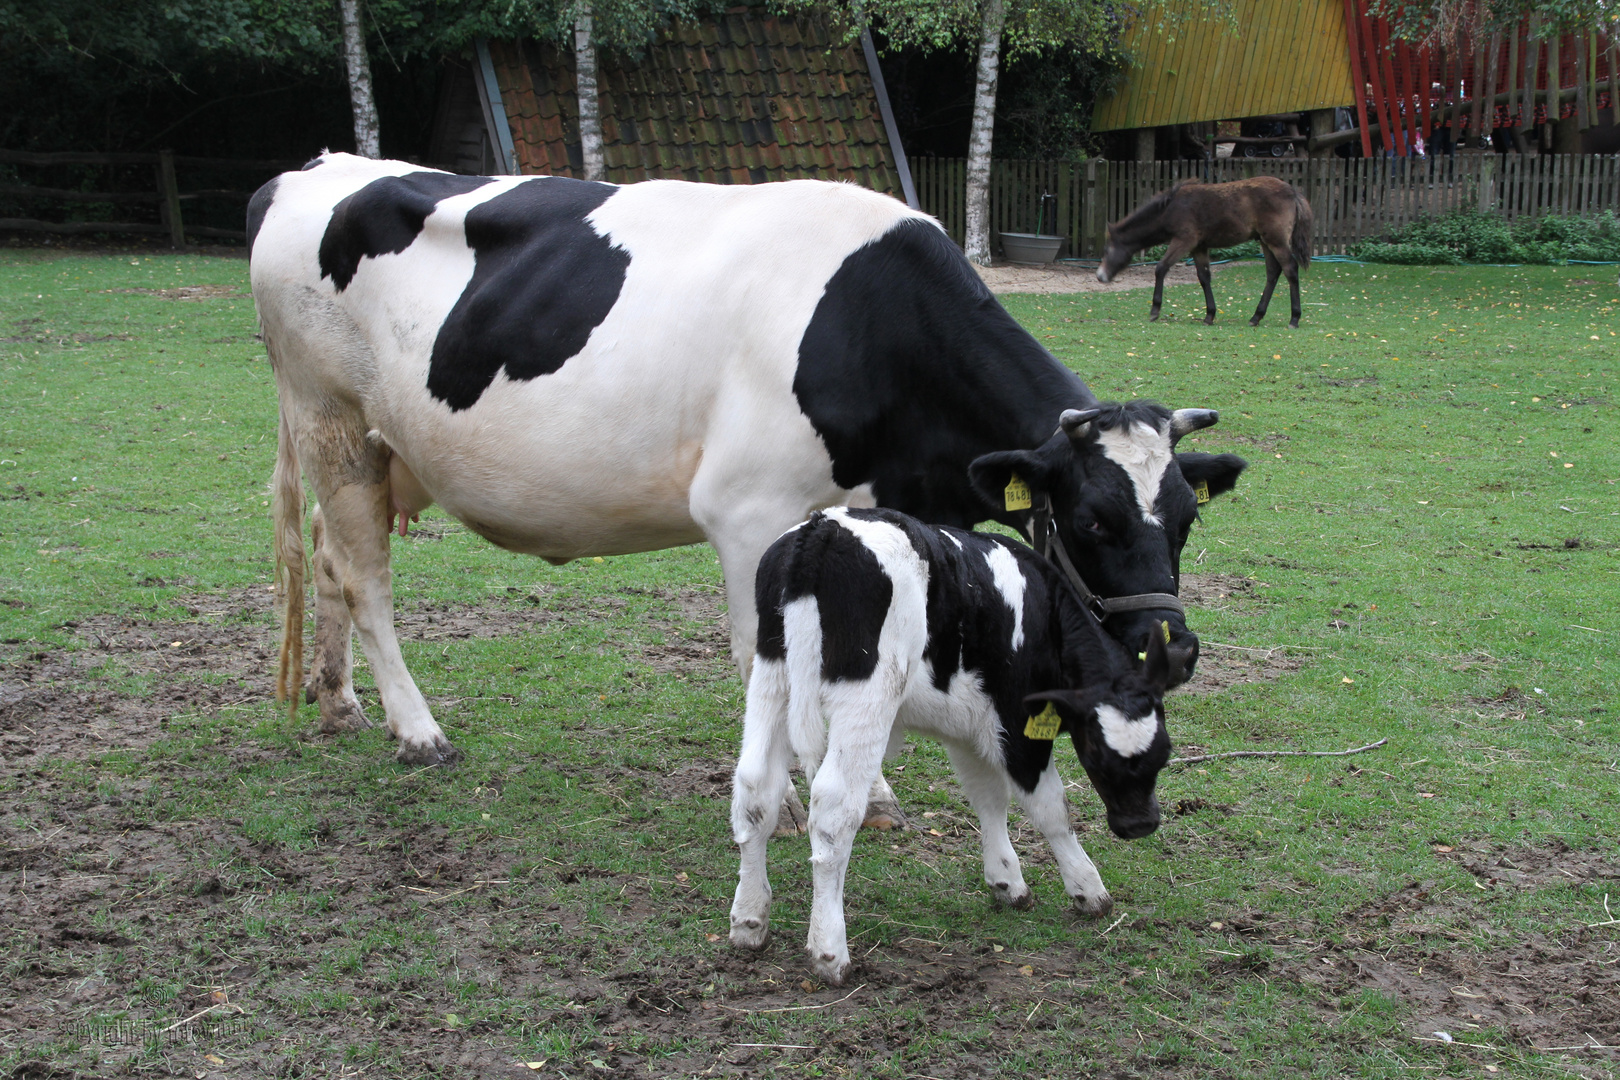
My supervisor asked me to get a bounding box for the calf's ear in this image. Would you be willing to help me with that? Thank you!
[1023,690,1095,730]
[969,450,1049,514]
[1175,451,1247,501]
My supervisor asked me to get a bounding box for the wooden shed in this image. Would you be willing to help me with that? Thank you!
[1091,0,1356,136]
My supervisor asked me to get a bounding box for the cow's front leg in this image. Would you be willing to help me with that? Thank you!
[314,480,458,766]
[730,658,792,950]
[943,742,1032,909]
[1015,761,1112,916]
[305,506,369,733]
[804,706,889,986]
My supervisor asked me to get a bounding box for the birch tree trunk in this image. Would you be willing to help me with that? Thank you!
[963,0,1005,266]
[575,3,606,182]
[338,0,381,158]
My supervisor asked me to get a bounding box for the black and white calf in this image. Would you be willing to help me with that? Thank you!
[729,506,1175,986]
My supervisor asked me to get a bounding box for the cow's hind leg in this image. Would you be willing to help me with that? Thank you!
[804,692,892,986]
[299,420,457,766]
[730,658,793,950]
[306,506,368,732]
[1250,249,1283,327]
[1193,251,1217,325]
[1015,761,1112,916]
[942,741,1032,909]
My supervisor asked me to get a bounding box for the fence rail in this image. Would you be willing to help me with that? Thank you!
[0,150,302,246]
[912,154,1620,258]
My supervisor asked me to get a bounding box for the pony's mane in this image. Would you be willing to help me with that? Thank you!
[1117,178,1204,230]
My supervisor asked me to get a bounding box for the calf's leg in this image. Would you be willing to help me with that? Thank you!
[730,659,793,950]
[804,693,893,985]
[1014,761,1113,916]
[306,506,368,733]
[942,742,1032,909]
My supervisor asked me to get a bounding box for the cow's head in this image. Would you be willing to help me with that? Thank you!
[969,400,1245,687]
[1096,227,1134,284]
[1025,626,1176,839]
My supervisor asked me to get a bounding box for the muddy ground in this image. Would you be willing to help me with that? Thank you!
[2,582,1616,1078]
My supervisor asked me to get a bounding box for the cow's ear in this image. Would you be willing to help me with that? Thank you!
[969,450,1050,514]
[1176,451,1246,502]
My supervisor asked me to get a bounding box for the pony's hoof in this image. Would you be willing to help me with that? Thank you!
[1288,319,1300,329]
[1148,310,1162,322]
[1204,313,1217,326]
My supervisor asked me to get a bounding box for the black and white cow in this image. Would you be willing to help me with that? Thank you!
[730,504,1174,986]
[249,154,1245,768]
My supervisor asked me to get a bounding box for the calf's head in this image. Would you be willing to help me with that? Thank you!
[969,400,1245,687]
[1025,627,1176,839]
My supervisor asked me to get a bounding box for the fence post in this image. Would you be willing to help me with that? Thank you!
[158,150,185,249]
[1477,153,1496,213]
[1056,161,1071,254]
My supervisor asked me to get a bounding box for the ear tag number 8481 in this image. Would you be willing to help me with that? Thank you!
[1004,474,1033,512]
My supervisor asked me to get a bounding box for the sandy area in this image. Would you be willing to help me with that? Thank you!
[975,259,1222,295]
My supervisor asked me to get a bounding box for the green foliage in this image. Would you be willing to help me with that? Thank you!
[1351,208,1620,265]
[992,42,1124,160]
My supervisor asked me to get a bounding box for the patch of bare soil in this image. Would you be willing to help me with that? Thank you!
[975,260,1223,295]
[1177,573,1303,696]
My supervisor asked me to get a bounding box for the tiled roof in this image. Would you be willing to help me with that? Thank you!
[487,10,905,195]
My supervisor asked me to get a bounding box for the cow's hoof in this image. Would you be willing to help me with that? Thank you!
[993,881,1035,910]
[395,734,460,767]
[774,787,809,837]
[317,697,370,734]
[861,798,907,831]
[304,684,317,706]
[1073,891,1115,919]
[730,918,770,951]
[809,950,852,987]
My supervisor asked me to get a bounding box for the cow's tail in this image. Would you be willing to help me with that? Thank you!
[1290,187,1314,271]
[272,402,306,718]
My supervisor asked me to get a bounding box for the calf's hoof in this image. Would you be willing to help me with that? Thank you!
[1073,891,1115,919]
[317,697,370,734]
[993,881,1035,910]
[809,949,853,987]
[395,733,461,767]
[730,918,770,951]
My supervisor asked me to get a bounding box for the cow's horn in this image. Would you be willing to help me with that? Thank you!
[1170,409,1218,440]
[1059,408,1102,438]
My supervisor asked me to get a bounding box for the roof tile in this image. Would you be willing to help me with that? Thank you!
[488,11,902,191]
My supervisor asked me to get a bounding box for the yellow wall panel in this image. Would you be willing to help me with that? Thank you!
[1093,0,1356,131]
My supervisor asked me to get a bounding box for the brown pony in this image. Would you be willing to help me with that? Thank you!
[1097,176,1313,328]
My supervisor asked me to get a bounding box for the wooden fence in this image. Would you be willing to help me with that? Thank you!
[912,154,1620,258]
[0,150,302,246]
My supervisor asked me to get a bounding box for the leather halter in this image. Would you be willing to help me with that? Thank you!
[1027,495,1185,623]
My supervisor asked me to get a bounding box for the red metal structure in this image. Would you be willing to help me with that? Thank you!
[1342,6,1615,156]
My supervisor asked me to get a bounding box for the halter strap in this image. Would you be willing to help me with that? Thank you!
[1027,496,1186,622]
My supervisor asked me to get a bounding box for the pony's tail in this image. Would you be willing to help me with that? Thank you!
[272,400,307,718]
[1290,188,1314,271]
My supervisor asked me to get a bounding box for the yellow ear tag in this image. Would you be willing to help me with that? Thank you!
[1194,480,1210,505]
[1163,621,1172,643]
[1024,702,1062,740]
[1004,473,1033,512]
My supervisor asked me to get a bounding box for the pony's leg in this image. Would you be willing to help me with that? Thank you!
[1150,239,1194,322]
[1285,256,1303,328]
[1250,248,1283,327]
[1193,251,1217,325]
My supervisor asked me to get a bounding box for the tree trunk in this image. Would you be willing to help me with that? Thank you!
[963,0,1004,266]
[338,0,381,158]
[575,4,606,182]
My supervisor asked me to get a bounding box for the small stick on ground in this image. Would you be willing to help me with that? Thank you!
[1169,738,1388,767]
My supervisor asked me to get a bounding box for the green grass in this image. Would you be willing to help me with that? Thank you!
[1,249,1617,1078]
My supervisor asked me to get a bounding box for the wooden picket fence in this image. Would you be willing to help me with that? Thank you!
[912,154,1620,258]
[0,150,301,246]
